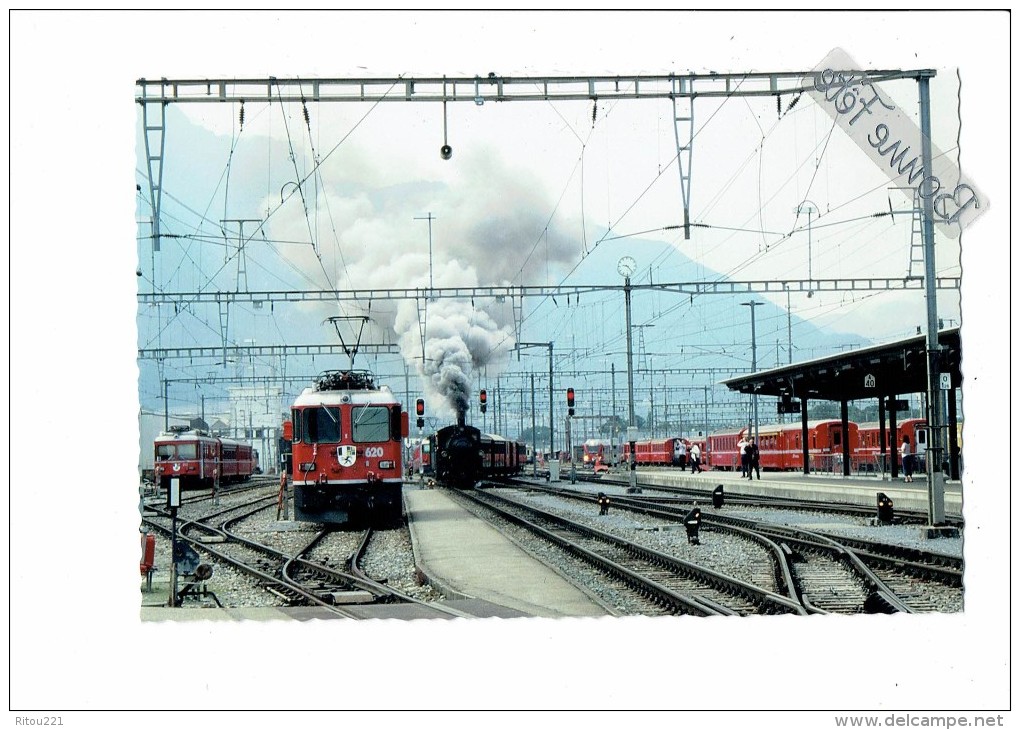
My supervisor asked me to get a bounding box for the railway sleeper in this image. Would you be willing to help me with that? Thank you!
[863,590,904,614]
[265,585,306,604]
[321,589,375,605]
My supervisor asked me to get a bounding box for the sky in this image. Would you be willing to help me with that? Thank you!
[8,9,1014,722]
[132,18,969,430]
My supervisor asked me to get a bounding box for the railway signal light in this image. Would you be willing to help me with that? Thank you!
[684,507,702,545]
[877,492,895,524]
[415,398,425,428]
[567,387,575,416]
[479,389,487,413]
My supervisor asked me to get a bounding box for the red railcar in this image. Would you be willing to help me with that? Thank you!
[622,437,685,466]
[410,437,434,476]
[706,420,858,472]
[857,418,928,470]
[582,439,612,468]
[154,427,256,490]
[288,370,408,525]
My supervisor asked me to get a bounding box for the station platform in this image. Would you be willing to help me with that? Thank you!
[404,486,610,618]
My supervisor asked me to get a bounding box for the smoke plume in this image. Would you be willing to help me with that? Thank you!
[266,145,577,420]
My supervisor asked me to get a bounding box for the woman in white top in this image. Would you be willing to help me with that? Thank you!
[900,436,914,482]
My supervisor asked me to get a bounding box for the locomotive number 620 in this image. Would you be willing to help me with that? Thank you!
[364,446,385,458]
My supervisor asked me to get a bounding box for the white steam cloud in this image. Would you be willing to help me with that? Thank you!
[264,145,578,421]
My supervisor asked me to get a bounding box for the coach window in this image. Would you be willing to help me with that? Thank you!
[305,407,341,444]
[353,405,390,442]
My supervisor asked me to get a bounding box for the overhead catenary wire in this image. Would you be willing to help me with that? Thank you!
[140,71,964,426]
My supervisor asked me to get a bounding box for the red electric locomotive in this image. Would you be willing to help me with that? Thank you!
[153,427,256,490]
[287,370,408,525]
[706,420,858,472]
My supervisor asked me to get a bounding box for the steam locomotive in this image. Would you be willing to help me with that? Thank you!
[431,421,528,489]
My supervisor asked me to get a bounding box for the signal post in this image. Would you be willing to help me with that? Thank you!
[566,388,576,483]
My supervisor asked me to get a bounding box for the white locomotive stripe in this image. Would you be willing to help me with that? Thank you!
[293,478,404,486]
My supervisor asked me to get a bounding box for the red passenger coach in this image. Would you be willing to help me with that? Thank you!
[480,434,525,477]
[858,418,928,470]
[288,370,408,526]
[707,420,858,472]
[154,427,256,490]
[623,438,684,466]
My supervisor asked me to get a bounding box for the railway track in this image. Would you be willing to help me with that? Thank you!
[142,496,473,618]
[140,474,282,507]
[453,487,806,617]
[749,524,963,614]
[700,513,963,613]
[496,480,962,614]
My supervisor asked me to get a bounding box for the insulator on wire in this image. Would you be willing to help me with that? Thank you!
[786,93,801,114]
[592,98,598,125]
[239,101,245,130]
[776,94,782,117]
[302,100,310,127]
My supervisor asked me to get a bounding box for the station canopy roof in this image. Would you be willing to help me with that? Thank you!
[721,328,961,403]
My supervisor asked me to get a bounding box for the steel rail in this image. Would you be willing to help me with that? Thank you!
[507,480,806,612]
[465,486,803,615]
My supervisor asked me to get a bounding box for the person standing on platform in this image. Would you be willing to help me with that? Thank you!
[676,439,687,470]
[690,442,702,473]
[737,436,748,477]
[901,435,914,482]
[748,439,761,480]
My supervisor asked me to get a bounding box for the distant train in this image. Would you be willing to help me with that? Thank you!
[431,422,528,489]
[582,438,612,468]
[154,427,258,490]
[285,370,407,526]
[409,437,434,477]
